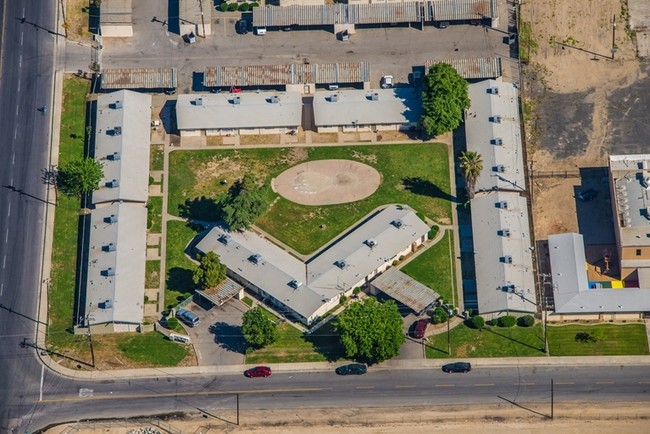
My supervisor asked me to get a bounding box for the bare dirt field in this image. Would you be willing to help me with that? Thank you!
[521,0,650,240]
[45,403,650,434]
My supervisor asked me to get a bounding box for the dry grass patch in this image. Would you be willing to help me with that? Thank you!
[311,133,338,143]
[206,135,224,146]
[64,0,92,41]
[239,134,281,145]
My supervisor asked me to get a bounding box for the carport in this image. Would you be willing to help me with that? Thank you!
[368,267,440,314]
[196,277,244,307]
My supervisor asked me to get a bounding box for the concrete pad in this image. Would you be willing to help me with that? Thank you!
[223,136,238,146]
[150,171,163,182]
[147,233,162,245]
[143,303,159,317]
[148,184,162,195]
[147,247,160,259]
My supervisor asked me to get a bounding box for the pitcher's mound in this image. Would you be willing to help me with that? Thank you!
[273,159,381,205]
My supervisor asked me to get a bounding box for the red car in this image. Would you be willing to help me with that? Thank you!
[411,319,429,339]
[244,366,272,378]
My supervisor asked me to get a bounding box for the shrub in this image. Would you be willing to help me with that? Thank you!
[220,2,229,12]
[353,287,361,295]
[497,315,516,328]
[339,295,348,305]
[416,211,426,222]
[166,317,180,330]
[239,3,250,11]
[427,225,439,240]
[251,2,259,6]
[227,3,239,11]
[431,306,449,324]
[470,315,485,329]
[517,314,535,327]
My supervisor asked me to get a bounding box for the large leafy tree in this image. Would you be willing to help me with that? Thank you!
[458,150,483,200]
[222,173,270,231]
[421,63,471,137]
[242,306,278,350]
[335,297,405,364]
[192,251,227,289]
[57,157,104,196]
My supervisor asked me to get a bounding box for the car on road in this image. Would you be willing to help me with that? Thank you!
[245,366,272,378]
[411,319,429,339]
[577,188,598,201]
[237,20,249,35]
[442,362,472,373]
[176,309,200,327]
[335,363,367,376]
[380,75,394,89]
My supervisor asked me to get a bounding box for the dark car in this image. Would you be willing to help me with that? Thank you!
[237,20,248,34]
[442,362,472,373]
[411,319,429,339]
[577,188,598,201]
[244,366,272,378]
[335,363,367,376]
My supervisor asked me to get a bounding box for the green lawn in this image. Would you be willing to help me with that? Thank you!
[147,196,163,233]
[47,77,90,350]
[401,230,456,304]
[150,145,164,171]
[548,323,649,356]
[116,332,189,366]
[426,323,546,359]
[145,260,161,289]
[165,220,201,308]
[168,144,453,254]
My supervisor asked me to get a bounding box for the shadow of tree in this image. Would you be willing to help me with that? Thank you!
[402,177,457,203]
[166,266,194,294]
[178,196,223,221]
[304,322,346,362]
[210,322,247,354]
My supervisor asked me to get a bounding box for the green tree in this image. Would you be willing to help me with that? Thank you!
[222,173,270,231]
[242,307,278,349]
[57,157,104,196]
[458,150,483,200]
[421,63,470,137]
[192,251,226,289]
[431,306,449,324]
[471,315,485,329]
[517,314,535,327]
[334,298,405,363]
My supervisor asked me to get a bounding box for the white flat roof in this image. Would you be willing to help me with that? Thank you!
[176,92,303,131]
[609,154,650,247]
[549,233,650,313]
[465,79,526,193]
[313,88,422,127]
[195,205,430,322]
[471,192,536,314]
[86,203,147,326]
[92,90,152,204]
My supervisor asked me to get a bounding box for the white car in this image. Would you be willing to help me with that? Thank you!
[380,75,394,89]
[254,27,267,36]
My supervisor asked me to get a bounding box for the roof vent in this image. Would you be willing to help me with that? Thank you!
[106,179,120,188]
[104,214,118,224]
[500,255,513,264]
[218,234,232,245]
[489,115,502,123]
[99,299,113,309]
[490,138,503,145]
[329,94,338,102]
[232,96,241,105]
[112,100,123,109]
[486,87,499,95]
[269,95,280,104]
[194,98,203,106]
[107,151,121,161]
[249,254,263,264]
[102,243,116,252]
[493,164,506,173]
[495,201,508,209]
[288,279,302,289]
[391,219,403,229]
[501,284,516,293]
[497,229,511,237]
[335,260,347,269]
[101,268,115,277]
[364,239,377,248]
[113,126,122,136]
[368,92,379,101]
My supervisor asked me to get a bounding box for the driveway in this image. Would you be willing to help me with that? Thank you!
[398,313,427,360]
[181,299,249,366]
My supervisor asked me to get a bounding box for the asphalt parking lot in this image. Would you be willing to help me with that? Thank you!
[102,1,518,92]
[180,299,249,366]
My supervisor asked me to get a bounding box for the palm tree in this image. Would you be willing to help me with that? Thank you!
[458,151,483,200]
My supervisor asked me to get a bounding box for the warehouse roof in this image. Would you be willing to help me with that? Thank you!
[101,68,177,90]
[176,92,303,131]
[609,154,650,248]
[425,57,502,79]
[313,88,422,127]
[425,0,498,21]
[369,267,440,314]
[92,90,152,204]
[85,203,147,326]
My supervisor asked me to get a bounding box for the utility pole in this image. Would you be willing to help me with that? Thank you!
[86,314,95,368]
[447,315,451,355]
[550,378,554,419]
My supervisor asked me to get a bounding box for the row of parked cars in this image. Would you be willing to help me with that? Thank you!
[244,362,471,378]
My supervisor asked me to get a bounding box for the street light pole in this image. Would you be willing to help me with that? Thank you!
[447,315,451,355]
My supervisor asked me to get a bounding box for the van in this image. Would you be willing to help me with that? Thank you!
[169,333,191,344]
[176,309,200,327]
[237,20,248,35]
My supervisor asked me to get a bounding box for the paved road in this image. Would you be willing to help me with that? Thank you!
[0,0,58,431]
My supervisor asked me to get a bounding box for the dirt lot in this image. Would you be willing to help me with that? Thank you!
[521,0,649,240]
[46,403,650,434]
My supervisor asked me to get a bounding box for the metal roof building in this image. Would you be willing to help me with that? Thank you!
[84,203,147,331]
[92,90,152,205]
[425,57,502,80]
[312,88,422,130]
[175,92,302,134]
[369,267,440,314]
[470,192,536,315]
[101,68,177,90]
[203,63,370,88]
[195,205,430,325]
[549,233,650,314]
[196,277,244,307]
[425,0,498,22]
[465,79,526,193]
[100,0,133,37]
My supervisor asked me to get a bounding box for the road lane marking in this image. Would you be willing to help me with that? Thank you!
[435,384,455,387]
[554,382,574,385]
[14,128,17,139]
[20,32,24,46]
[7,202,10,217]
[514,383,535,386]
[5,228,8,243]
[38,387,333,404]
[12,153,15,164]
[473,383,494,387]
[394,385,416,388]
[638,381,650,384]
[2,256,6,269]
[17,78,20,91]
[596,381,614,384]
[0,283,3,296]
[19,54,22,68]
[356,386,375,389]
[39,365,45,401]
